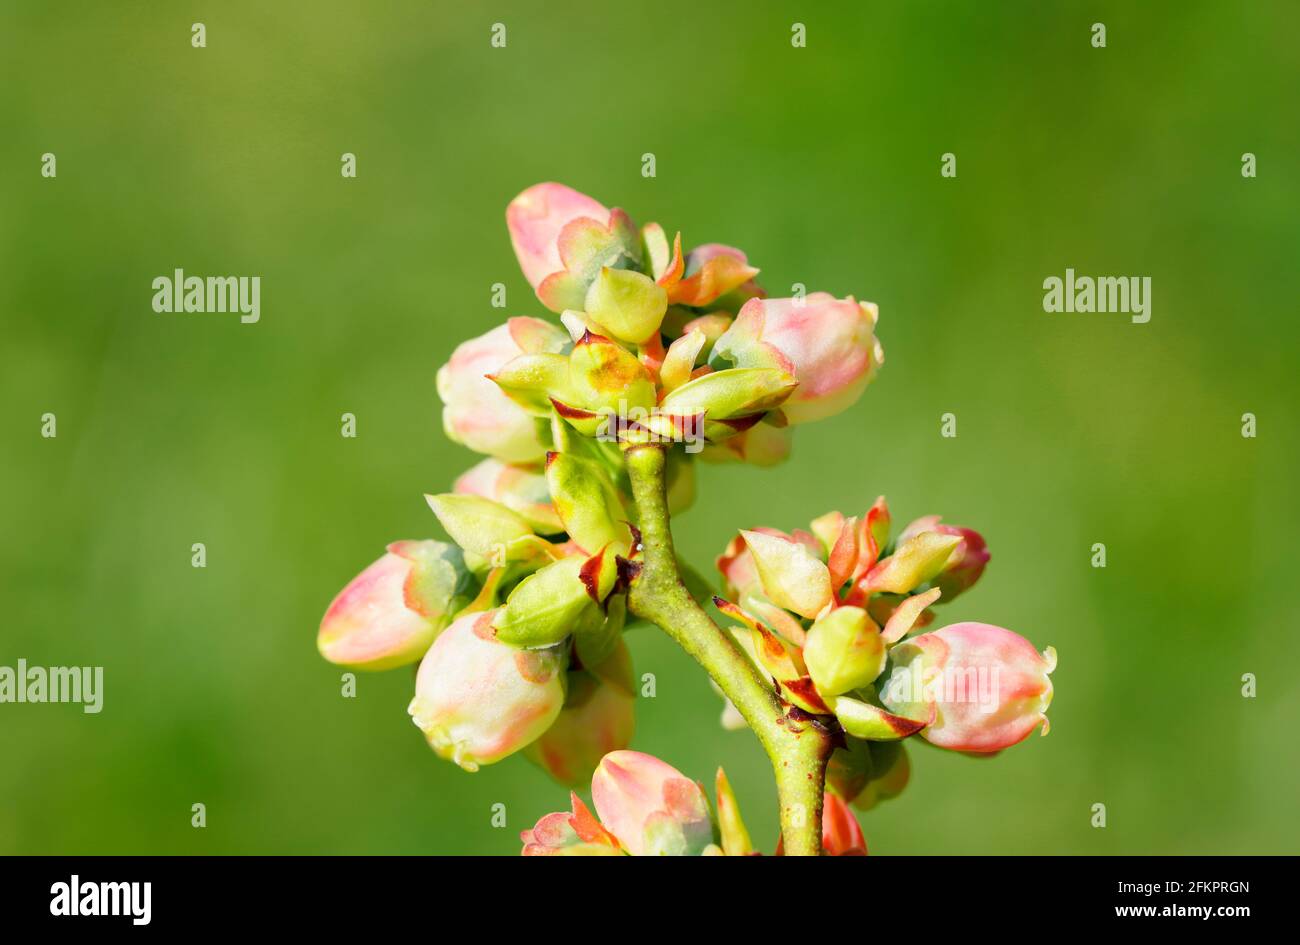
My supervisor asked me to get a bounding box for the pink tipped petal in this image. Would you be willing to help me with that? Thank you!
[825,516,860,591]
[507,183,610,289]
[716,533,762,599]
[319,552,434,670]
[657,232,685,288]
[669,244,761,307]
[852,497,891,579]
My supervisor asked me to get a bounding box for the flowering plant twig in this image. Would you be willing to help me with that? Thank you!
[316,183,1055,856]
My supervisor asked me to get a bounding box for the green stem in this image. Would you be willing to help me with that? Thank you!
[623,443,832,856]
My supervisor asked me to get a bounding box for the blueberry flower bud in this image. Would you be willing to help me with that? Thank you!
[712,293,883,424]
[879,622,1056,753]
[591,750,716,856]
[408,609,567,770]
[437,318,567,463]
[507,183,611,290]
[506,182,641,313]
[318,540,474,670]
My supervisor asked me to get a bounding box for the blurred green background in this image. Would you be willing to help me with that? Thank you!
[3,1,1298,855]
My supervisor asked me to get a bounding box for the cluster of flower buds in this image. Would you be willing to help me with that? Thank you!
[714,499,1055,807]
[440,181,884,470]
[318,472,637,783]
[319,182,890,788]
[520,749,866,856]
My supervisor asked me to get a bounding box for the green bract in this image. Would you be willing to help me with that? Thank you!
[492,553,615,649]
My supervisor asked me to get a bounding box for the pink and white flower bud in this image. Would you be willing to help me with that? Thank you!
[318,540,473,671]
[437,318,567,463]
[712,293,884,425]
[591,750,715,856]
[880,621,1056,753]
[408,609,567,771]
[507,183,611,290]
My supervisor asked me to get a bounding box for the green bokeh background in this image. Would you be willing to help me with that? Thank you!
[3,1,1297,855]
